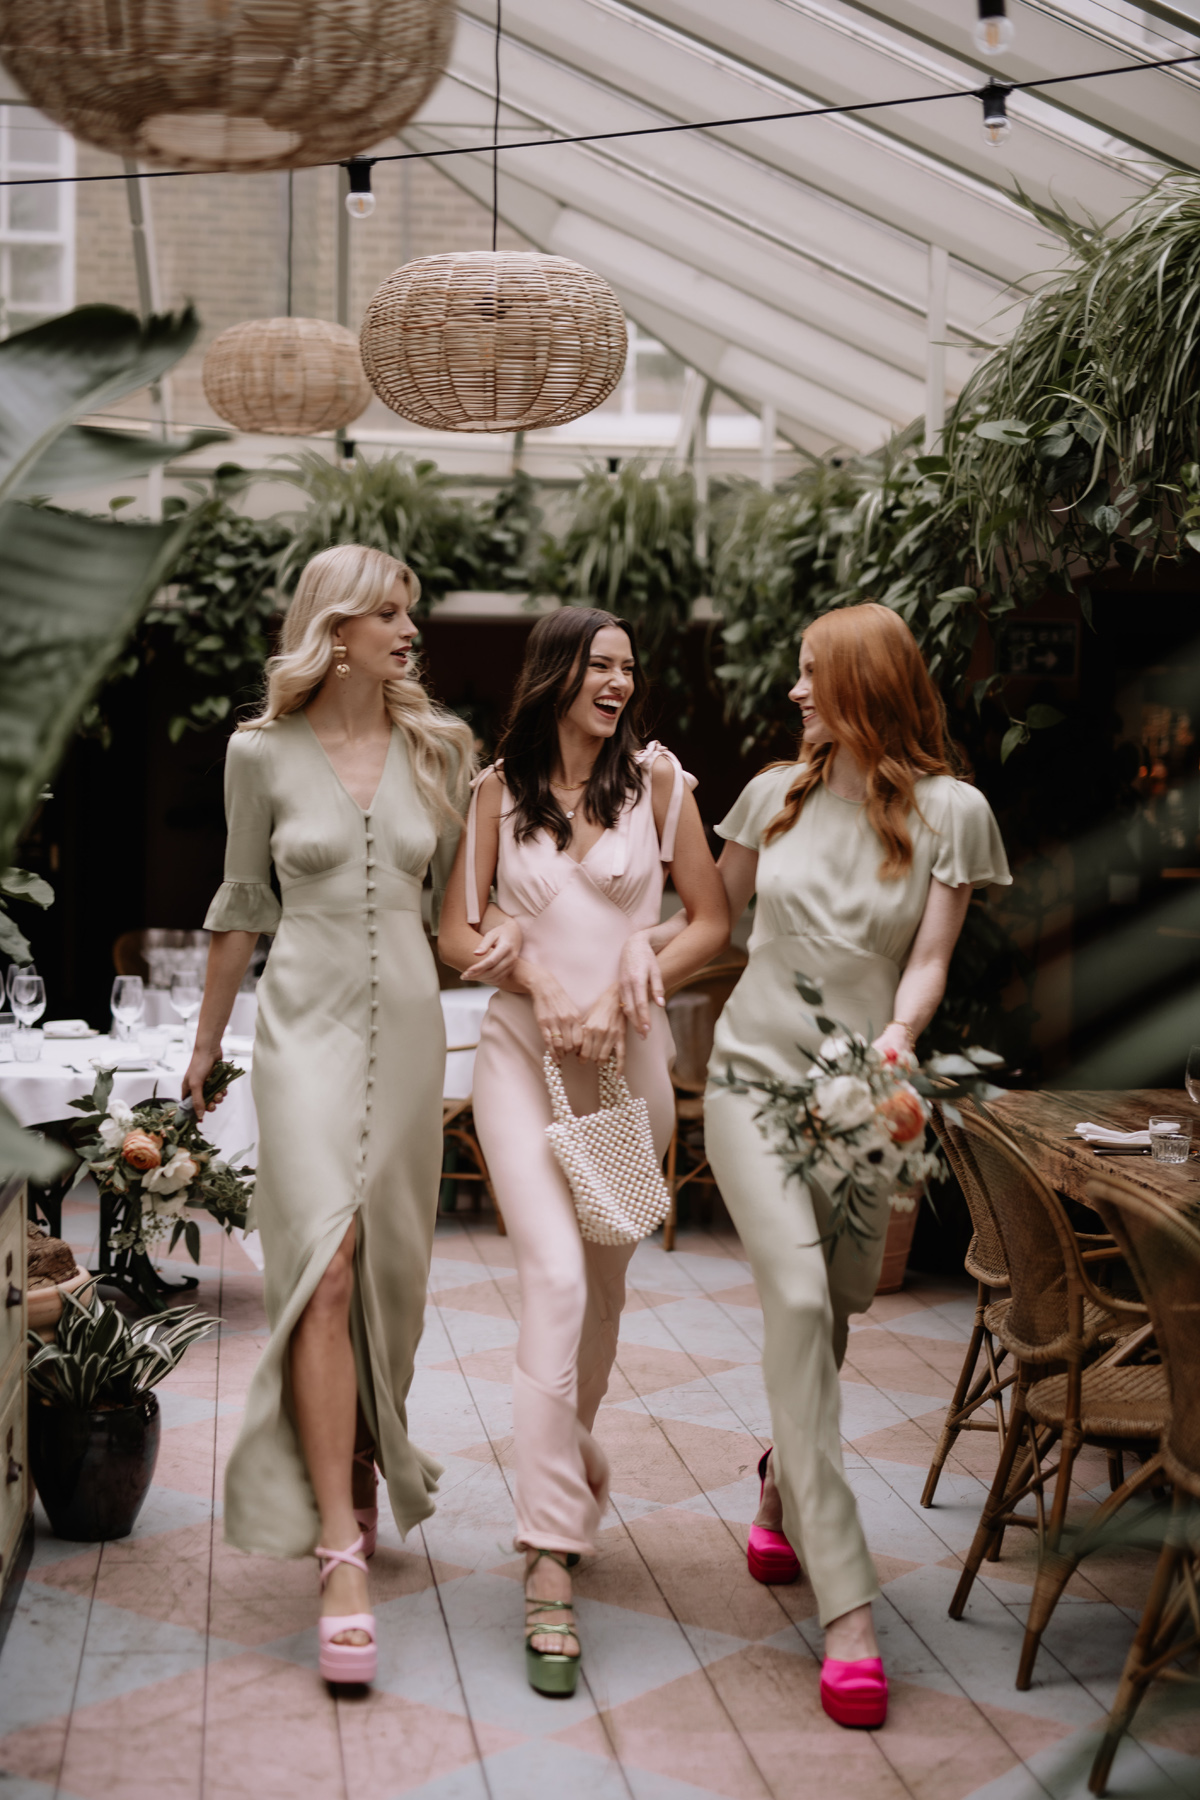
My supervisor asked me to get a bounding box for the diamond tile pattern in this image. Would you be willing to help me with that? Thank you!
[2,1197,1198,1798]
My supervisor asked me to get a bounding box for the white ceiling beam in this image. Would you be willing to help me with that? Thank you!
[836,0,1200,170]
[445,1,1059,287]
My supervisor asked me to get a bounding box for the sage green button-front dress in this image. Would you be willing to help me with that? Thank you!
[204,711,462,1560]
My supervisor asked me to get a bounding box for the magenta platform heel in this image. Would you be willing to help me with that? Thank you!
[820,1656,888,1729]
[353,1447,378,1559]
[747,1449,802,1585]
[316,1535,376,1686]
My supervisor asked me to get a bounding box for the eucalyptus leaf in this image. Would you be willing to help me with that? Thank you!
[0,908,31,962]
[1026,704,1065,730]
[0,865,53,906]
[1000,723,1028,764]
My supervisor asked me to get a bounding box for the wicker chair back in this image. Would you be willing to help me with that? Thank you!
[931,1105,1008,1287]
[1085,1175,1200,1499]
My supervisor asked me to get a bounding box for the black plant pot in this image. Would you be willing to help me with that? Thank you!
[29,1392,161,1541]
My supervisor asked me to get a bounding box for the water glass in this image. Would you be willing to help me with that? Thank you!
[13,1026,42,1063]
[1149,1114,1191,1143]
[10,970,46,1030]
[1151,1132,1190,1165]
[0,1011,13,1060]
[1187,1045,1200,1107]
[111,974,145,1042]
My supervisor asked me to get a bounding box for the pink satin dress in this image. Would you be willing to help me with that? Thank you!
[467,743,693,1552]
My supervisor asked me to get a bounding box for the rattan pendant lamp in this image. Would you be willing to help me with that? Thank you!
[201,167,371,436]
[0,0,457,172]
[203,315,370,436]
[359,2,626,432]
[360,250,627,431]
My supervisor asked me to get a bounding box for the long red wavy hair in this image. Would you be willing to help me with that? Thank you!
[763,603,958,877]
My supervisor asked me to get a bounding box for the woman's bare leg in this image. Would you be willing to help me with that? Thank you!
[290,1220,369,1643]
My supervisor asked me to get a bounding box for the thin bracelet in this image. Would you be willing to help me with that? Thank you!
[886,1020,917,1052]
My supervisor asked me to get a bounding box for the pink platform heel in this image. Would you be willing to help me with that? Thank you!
[820,1657,888,1729]
[316,1535,376,1686]
[747,1448,802,1585]
[353,1447,378,1559]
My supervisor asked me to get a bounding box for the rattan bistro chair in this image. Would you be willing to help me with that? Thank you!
[948,1107,1160,1690]
[662,956,747,1251]
[1083,1174,1200,1796]
[922,1105,1016,1507]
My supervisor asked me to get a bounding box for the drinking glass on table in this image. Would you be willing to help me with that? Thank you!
[0,1011,14,1059]
[10,971,46,1033]
[169,969,204,1035]
[110,974,145,1043]
[1186,1045,1200,1107]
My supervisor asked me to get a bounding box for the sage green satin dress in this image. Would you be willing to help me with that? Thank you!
[704,767,1010,1626]
[204,711,462,1560]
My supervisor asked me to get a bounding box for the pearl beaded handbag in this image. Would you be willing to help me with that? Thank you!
[543,1053,672,1246]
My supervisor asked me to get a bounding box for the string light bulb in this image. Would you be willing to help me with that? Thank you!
[980,81,1012,146]
[975,1,1015,56]
[344,158,376,219]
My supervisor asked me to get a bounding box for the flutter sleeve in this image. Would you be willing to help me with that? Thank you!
[203,731,282,934]
[715,766,793,852]
[931,780,1012,890]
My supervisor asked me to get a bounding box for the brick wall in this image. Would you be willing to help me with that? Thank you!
[74,144,530,430]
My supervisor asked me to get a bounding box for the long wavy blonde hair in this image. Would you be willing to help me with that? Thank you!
[242,544,474,827]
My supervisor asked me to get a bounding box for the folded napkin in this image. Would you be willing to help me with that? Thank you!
[43,1019,93,1039]
[1074,1122,1151,1148]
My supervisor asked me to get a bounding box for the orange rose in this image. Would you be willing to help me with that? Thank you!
[877,1087,925,1145]
[121,1128,163,1171]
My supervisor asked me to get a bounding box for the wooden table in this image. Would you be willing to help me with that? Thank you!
[984,1088,1200,1208]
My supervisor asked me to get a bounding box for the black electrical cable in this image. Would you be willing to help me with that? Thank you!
[0,48,1195,189]
[492,0,502,253]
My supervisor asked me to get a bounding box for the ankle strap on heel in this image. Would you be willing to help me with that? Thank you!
[316,1534,369,1590]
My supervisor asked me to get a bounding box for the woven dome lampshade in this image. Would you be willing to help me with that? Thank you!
[0,0,456,172]
[202,317,371,436]
[360,252,629,432]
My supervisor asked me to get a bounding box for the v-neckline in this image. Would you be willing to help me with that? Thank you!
[302,711,395,816]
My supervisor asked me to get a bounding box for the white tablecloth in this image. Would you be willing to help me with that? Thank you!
[140,990,259,1035]
[3,986,497,1150]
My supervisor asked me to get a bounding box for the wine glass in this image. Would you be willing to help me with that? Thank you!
[6,960,34,1002]
[169,969,204,1032]
[1186,1045,1200,1107]
[110,974,145,1043]
[10,970,46,1030]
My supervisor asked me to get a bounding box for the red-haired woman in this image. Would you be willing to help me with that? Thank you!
[623,604,1010,1728]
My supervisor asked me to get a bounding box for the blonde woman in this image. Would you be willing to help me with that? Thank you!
[184,546,514,1686]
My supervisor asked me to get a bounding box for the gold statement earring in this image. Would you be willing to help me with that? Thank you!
[332,642,351,680]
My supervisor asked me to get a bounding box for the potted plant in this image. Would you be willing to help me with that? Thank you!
[27,1283,214,1540]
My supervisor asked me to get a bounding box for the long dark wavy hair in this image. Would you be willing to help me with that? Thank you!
[496,607,648,851]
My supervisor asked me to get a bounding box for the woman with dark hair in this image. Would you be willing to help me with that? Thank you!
[439,606,727,1695]
[621,603,1010,1729]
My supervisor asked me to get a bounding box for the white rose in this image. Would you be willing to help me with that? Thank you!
[817,1034,853,1065]
[144,1150,199,1197]
[812,1074,876,1132]
[98,1097,137,1151]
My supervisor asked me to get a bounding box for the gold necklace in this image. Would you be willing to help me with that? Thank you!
[550,777,587,821]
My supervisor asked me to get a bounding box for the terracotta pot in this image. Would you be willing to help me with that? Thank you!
[29,1392,160,1541]
[874,1200,922,1296]
[27,1266,93,1342]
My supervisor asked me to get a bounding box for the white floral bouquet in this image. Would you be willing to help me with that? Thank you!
[716,974,1003,1258]
[68,1062,253,1261]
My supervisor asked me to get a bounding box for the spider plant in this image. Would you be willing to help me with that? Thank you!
[273,451,536,603]
[944,174,1200,603]
[27,1282,215,1411]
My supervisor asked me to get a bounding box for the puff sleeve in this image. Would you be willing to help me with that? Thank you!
[931,780,1012,890]
[203,731,283,934]
[715,766,795,852]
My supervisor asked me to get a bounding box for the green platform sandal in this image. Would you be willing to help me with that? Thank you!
[524,1549,581,1697]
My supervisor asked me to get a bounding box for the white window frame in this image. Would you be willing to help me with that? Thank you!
[0,105,75,338]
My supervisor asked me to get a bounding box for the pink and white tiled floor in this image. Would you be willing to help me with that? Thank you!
[2,1194,1197,1800]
